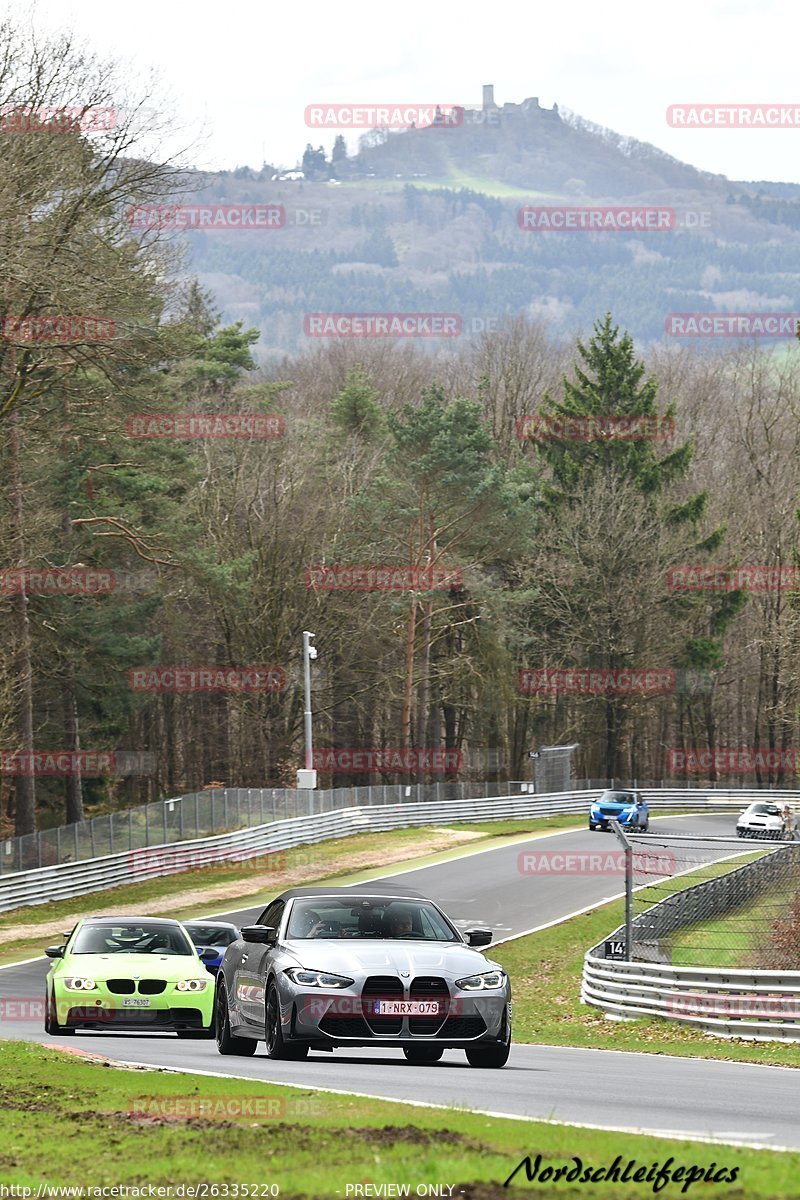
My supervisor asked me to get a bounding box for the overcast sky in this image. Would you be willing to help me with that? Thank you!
[25,0,800,183]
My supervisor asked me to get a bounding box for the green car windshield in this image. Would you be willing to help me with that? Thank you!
[70,923,195,955]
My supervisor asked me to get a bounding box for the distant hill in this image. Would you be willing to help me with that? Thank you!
[176,92,800,359]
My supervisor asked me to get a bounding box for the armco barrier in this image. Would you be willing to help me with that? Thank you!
[0,786,783,913]
[582,956,800,1042]
[582,841,800,1041]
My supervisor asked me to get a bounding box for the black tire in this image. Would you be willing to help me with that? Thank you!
[264,983,308,1060]
[44,987,75,1036]
[465,1010,511,1069]
[403,1045,444,1064]
[215,980,257,1056]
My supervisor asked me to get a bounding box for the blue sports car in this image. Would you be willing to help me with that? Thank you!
[589,790,649,832]
[182,921,241,974]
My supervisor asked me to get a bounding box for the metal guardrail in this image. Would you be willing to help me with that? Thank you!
[4,777,788,875]
[582,956,800,1042]
[582,839,800,1041]
[0,785,785,913]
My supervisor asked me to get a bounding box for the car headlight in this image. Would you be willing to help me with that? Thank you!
[284,969,354,988]
[455,970,506,990]
[64,978,97,991]
[176,979,208,992]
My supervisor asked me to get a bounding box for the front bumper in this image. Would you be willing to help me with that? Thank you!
[52,986,213,1031]
[284,985,510,1048]
[736,825,783,840]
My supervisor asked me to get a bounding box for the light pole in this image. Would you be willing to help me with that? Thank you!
[297,632,318,800]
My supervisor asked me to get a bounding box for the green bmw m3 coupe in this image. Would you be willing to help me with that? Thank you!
[44,916,216,1037]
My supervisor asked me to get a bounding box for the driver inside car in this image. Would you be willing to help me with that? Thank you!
[386,908,414,937]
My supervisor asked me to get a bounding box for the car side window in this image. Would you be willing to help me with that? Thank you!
[258,900,285,935]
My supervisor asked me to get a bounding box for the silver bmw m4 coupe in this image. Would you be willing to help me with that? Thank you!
[214,886,512,1067]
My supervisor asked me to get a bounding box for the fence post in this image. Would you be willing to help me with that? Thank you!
[144,803,149,848]
[162,802,168,844]
[224,790,229,829]
[609,819,633,961]
[129,810,133,851]
[56,825,61,864]
[211,791,217,830]
[75,823,80,862]
[179,798,184,839]
[194,792,199,837]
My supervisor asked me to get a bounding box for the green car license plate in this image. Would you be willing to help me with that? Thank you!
[122,997,151,1007]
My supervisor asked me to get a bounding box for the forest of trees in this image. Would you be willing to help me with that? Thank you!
[3,24,800,840]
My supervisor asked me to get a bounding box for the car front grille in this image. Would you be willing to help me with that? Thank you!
[105,979,166,995]
[106,979,135,994]
[362,975,403,1034]
[409,976,449,1033]
[138,980,167,995]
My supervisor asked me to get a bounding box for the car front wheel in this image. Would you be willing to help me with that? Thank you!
[264,983,308,1060]
[215,980,257,1056]
[44,987,75,1036]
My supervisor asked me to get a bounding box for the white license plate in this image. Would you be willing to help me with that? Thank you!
[372,1000,441,1016]
[122,997,151,1008]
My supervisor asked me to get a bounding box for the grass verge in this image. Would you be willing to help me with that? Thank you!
[492,896,800,1068]
[1,1040,797,1197]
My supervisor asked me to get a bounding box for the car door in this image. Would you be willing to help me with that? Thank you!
[235,899,284,1030]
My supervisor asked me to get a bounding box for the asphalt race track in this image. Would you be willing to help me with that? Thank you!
[3,812,799,1150]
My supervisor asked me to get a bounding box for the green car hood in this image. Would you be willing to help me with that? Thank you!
[54,952,207,981]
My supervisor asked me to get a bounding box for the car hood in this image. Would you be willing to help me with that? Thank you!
[57,953,206,979]
[282,939,500,979]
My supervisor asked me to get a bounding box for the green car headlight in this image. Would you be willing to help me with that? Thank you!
[284,969,354,988]
[176,979,208,992]
[64,977,97,991]
[455,970,506,991]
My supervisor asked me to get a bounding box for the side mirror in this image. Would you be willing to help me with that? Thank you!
[199,947,219,962]
[241,925,277,945]
[465,928,493,947]
[45,946,64,958]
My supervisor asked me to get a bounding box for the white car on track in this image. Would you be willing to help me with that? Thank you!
[735,801,784,840]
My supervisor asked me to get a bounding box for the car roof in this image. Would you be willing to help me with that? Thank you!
[276,885,425,902]
[182,919,239,927]
[85,916,184,925]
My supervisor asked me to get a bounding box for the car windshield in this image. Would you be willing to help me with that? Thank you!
[183,924,239,948]
[70,923,195,955]
[285,898,459,941]
[750,804,780,816]
[600,793,635,804]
